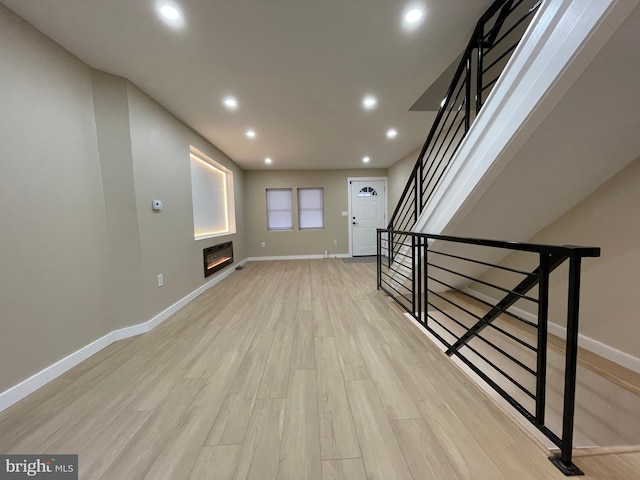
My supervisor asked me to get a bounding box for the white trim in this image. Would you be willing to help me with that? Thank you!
[248,254,350,261]
[347,176,388,257]
[0,258,249,413]
[466,288,640,374]
[414,0,629,237]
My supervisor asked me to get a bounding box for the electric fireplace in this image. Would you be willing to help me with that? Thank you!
[203,241,233,277]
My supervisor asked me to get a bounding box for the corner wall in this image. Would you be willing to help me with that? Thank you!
[0,4,247,397]
[0,5,111,392]
[473,155,640,363]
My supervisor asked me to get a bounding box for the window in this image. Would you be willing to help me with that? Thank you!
[190,148,236,240]
[266,188,293,230]
[358,186,378,196]
[298,188,324,229]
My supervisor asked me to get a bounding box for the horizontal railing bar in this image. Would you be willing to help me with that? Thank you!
[425,313,461,343]
[482,75,500,92]
[422,124,468,211]
[424,94,467,165]
[454,348,537,415]
[482,0,526,42]
[421,312,562,447]
[427,284,537,352]
[438,289,538,329]
[430,249,535,276]
[426,300,535,375]
[427,299,472,333]
[445,253,568,356]
[382,277,412,292]
[426,275,540,331]
[381,270,413,285]
[380,282,413,304]
[422,316,454,348]
[462,345,536,398]
[484,3,539,54]
[379,229,601,257]
[482,41,519,75]
[381,269,412,282]
[379,285,417,317]
[427,261,539,304]
[471,336,537,376]
[428,297,537,374]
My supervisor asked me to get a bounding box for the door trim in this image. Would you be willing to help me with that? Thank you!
[347,176,388,257]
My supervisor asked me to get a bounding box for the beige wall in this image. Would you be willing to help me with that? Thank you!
[92,71,145,330]
[0,5,247,393]
[245,170,386,257]
[473,155,640,360]
[387,148,419,214]
[126,84,247,320]
[0,5,111,391]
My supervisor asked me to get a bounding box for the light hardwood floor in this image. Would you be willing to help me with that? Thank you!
[0,259,638,479]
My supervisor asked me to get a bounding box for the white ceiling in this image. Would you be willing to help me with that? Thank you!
[1,0,495,170]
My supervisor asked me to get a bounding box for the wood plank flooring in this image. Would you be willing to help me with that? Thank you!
[0,259,638,479]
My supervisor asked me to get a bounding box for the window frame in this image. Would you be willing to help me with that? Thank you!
[266,188,294,231]
[297,187,324,230]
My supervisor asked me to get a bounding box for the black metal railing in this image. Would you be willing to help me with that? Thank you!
[377,228,600,476]
[388,0,542,235]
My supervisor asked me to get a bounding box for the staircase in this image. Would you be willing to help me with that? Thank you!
[380,0,640,475]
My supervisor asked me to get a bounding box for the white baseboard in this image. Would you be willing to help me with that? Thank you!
[248,254,350,261]
[0,258,248,413]
[465,288,640,374]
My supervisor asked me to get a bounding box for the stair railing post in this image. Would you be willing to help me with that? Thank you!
[476,24,484,113]
[411,234,416,318]
[550,254,584,476]
[535,253,550,425]
[424,236,429,327]
[416,235,422,322]
[465,55,472,132]
[376,229,381,290]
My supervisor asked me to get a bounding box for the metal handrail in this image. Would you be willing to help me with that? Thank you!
[388,0,541,234]
[376,227,600,476]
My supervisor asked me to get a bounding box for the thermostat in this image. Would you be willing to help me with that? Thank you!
[152,199,163,211]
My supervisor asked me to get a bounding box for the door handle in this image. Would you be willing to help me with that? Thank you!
[352,221,358,225]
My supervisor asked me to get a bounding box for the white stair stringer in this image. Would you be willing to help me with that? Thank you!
[412,0,640,276]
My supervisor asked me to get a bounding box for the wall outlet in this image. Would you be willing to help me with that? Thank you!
[333,240,338,246]
[157,274,164,287]
[261,241,266,248]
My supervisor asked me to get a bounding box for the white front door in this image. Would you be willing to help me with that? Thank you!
[350,179,386,256]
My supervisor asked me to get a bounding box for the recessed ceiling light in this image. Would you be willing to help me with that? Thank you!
[362,95,377,110]
[386,128,398,139]
[405,8,423,24]
[362,156,371,163]
[223,96,238,110]
[160,5,180,20]
[402,4,426,30]
[246,129,256,139]
[264,157,272,165]
[156,2,185,28]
